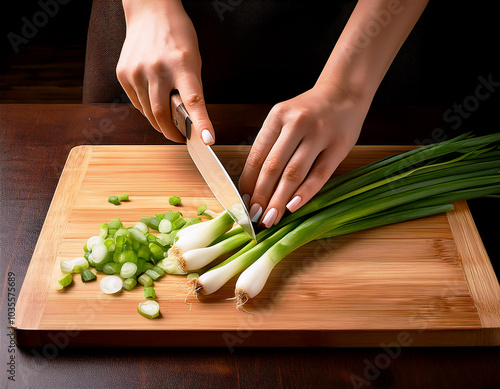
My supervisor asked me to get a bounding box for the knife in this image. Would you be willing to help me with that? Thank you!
[170,90,256,241]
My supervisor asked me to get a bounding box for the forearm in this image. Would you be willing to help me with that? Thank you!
[317,0,428,105]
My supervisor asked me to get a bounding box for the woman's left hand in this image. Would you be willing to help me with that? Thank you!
[238,83,370,228]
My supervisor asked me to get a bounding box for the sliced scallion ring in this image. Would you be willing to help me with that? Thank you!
[100,275,123,294]
[138,300,160,319]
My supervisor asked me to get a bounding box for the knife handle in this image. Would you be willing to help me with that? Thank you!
[170,90,192,139]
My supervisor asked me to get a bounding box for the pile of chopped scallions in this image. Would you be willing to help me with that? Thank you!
[57,132,500,314]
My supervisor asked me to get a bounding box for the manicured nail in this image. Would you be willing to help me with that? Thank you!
[286,196,302,213]
[249,203,262,222]
[201,129,214,144]
[261,208,278,228]
[242,194,250,208]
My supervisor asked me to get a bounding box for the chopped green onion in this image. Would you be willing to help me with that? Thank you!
[149,243,164,262]
[137,300,160,319]
[90,243,108,264]
[60,257,89,273]
[103,262,122,275]
[108,195,120,205]
[138,273,153,287]
[118,193,129,201]
[83,243,88,252]
[117,250,138,264]
[109,218,122,230]
[146,233,157,243]
[123,277,137,291]
[197,204,207,215]
[134,222,149,234]
[100,275,123,294]
[84,251,91,261]
[162,210,180,222]
[145,266,165,280]
[120,262,138,279]
[108,228,118,236]
[144,287,156,299]
[140,216,151,225]
[159,219,172,233]
[114,228,130,239]
[99,223,109,239]
[183,217,202,229]
[169,196,181,206]
[129,227,147,244]
[81,269,97,282]
[87,236,104,251]
[155,233,175,247]
[142,262,154,272]
[104,238,116,252]
[172,217,186,230]
[137,244,151,260]
[57,273,73,289]
[135,258,146,277]
[147,217,160,231]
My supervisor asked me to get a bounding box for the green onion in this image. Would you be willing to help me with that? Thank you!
[144,287,156,299]
[108,228,118,236]
[60,257,89,273]
[149,243,164,262]
[135,258,146,277]
[103,262,122,275]
[118,193,129,201]
[134,222,149,235]
[123,277,137,291]
[81,269,97,282]
[159,219,172,233]
[137,244,151,260]
[138,300,160,319]
[99,223,109,239]
[91,243,109,265]
[142,262,154,272]
[117,250,138,264]
[109,218,122,230]
[140,216,151,225]
[100,275,123,294]
[57,273,73,289]
[138,274,153,287]
[104,238,116,252]
[108,195,120,205]
[162,210,180,222]
[155,233,175,247]
[120,262,138,279]
[83,243,88,252]
[129,227,147,244]
[147,233,157,243]
[147,217,160,231]
[171,217,186,230]
[183,217,202,229]
[197,204,207,215]
[169,196,181,206]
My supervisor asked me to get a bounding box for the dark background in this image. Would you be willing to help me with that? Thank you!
[1,0,500,130]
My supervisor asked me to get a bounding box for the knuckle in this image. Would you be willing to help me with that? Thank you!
[245,151,266,171]
[184,93,205,108]
[282,163,303,183]
[270,102,286,116]
[169,49,191,66]
[310,164,332,182]
[262,155,282,176]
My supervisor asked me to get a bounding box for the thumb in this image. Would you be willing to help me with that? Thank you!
[177,75,215,145]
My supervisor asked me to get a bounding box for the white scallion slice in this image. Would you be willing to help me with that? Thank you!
[158,219,172,234]
[100,275,123,294]
[87,235,104,251]
[91,243,108,264]
[137,300,160,319]
[134,222,149,235]
[60,257,89,273]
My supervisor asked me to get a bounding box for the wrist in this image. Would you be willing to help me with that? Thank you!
[122,0,184,24]
[313,77,373,111]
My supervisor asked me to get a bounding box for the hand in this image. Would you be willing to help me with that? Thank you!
[238,84,370,228]
[116,0,214,144]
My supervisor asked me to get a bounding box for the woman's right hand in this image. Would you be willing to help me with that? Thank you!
[117,0,215,144]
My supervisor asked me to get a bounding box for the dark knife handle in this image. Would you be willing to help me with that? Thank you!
[170,90,192,139]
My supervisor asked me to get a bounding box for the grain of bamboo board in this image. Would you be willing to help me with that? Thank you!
[14,145,500,347]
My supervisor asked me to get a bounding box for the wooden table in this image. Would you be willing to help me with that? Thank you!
[1,104,499,388]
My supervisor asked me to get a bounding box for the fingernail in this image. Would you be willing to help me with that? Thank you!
[249,203,262,223]
[286,196,302,213]
[262,208,278,228]
[201,129,214,144]
[242,194,250,208]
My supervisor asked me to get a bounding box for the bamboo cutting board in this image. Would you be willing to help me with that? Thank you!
[14,145,500,347]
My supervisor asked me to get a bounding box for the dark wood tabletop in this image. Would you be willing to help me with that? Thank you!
[1,104,499,389]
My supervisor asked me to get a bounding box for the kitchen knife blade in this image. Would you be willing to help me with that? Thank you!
[170,91,256,241]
